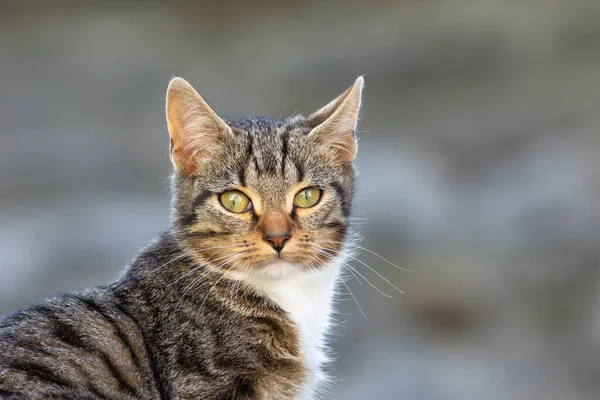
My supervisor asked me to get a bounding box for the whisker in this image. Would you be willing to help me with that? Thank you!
[304,252,355,285]
[305,253,368,321]
[147,253,188,274]
[313,247,393,298]
[147,244,243,276]
[337,260,364,286]
[199,260,241,310]
[340,251,404,295]
[175,253,244,310]
[227,259,250,301]
[306,257,326,283]
[168,251,249,287]
[312,249,363,285]
[232,260,253,301]
[316,239,414,272]
[334,273,368,321]
[174,268,218,310]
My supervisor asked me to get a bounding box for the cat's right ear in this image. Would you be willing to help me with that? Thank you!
[166,77,232,175]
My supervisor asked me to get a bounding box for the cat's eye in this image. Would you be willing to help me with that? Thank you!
[293,187,322,208]
[220,190,251,213]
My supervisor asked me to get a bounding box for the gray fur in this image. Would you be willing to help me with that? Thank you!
[0,83,359,399]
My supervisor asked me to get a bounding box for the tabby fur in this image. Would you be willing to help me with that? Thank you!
[0,76,364,399]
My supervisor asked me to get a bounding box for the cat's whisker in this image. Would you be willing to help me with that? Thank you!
[301,255,315,272]
[232,261,253,302]
[168,251,249,287]
[334,256,364,285]
[198,259,243,310]
[316,245,404,295]
[304,251,357,285]
[342,263,393,298]
[227,259,250,302]
[188,255,241,287]
[167,254,225,287]
[303,254,322,272]
[227,269,239,302]
[217,262,238,300]
[311,249,363,285]
[167,253,237,287]
[308,254,368,321]
[311,246,393,298]
[173,264,222,295]
[312,259,327,286]
[224,262,238,299]
[340,266,362,285]
[147,253,188,274]
[303,253,369,321]
[342,253,404,295]
[175,253,245,310]
[192,244,246,252]
[305,257,323,278]
[316,239,414,272]
[227,265,242,300]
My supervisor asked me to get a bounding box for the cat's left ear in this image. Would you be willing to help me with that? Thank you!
[308,76,364,162]
[166,77,233,175]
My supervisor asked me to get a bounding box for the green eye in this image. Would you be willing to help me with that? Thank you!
[293,187,322,208]
[220,190,251,213]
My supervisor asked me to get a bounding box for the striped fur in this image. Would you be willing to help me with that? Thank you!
[0,77,363,399]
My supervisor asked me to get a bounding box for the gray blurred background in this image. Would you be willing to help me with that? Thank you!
[1,0,600,399]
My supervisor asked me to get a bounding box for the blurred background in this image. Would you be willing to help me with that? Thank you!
[1,0,600,398]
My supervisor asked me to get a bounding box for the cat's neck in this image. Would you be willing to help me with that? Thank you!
[241,263,341,397]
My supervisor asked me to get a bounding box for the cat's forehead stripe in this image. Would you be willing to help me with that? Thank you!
[228,118,302,185]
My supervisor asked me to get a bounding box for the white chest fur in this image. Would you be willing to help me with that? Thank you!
[245,262,340,399]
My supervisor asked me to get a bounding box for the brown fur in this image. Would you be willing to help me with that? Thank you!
[0,76,364,399]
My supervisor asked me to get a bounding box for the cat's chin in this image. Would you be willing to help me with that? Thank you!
[235,256,320,281]
[254,259,303,280]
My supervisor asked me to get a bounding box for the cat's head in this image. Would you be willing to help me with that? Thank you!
[166,77,363,279]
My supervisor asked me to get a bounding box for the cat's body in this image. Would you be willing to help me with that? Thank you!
[0,234,320,399]
[0,77,364,399]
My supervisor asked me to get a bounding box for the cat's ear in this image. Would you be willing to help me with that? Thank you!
[166,77,232,174]
[308,76,364,162]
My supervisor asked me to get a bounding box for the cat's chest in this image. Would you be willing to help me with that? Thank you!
[250,265,339,398]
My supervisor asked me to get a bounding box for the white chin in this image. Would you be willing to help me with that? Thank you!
[257,259,303,279]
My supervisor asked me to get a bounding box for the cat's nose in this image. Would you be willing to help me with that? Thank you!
[263,232,291,252]
[259,212,292,253]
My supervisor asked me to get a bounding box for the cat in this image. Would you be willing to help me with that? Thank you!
[0,75,364,400]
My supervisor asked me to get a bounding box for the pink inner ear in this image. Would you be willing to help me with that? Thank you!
[166,106,201,175]
[166,78,231,175]
[310,79,363,162]
[171,123,222,175]
[315,127,357,163]
[169,134,200,175]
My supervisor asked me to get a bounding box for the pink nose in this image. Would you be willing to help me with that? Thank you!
[263,232,291,252]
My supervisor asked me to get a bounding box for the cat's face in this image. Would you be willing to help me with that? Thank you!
[166,78,363,279]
